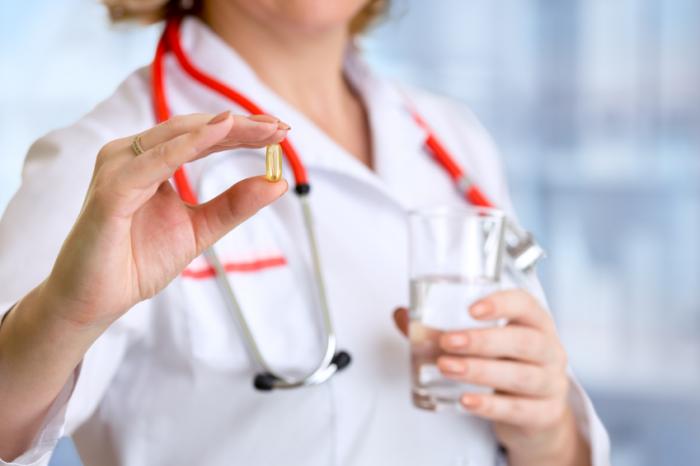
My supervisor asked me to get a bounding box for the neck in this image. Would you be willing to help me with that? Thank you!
[200,3,352,121]
[199,2,373,168]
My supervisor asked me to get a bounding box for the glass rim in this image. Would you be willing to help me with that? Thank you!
[407,205,505,220]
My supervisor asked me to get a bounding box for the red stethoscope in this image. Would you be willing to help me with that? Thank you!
[150,17,544,391]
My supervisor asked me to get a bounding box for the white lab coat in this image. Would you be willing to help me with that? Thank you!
[0,17,610,466]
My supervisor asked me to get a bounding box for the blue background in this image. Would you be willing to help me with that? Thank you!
[1,1,699,465]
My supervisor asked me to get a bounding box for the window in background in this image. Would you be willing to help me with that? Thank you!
[364,1,700,464]
[0,0,159,211]
[1,1,698,465]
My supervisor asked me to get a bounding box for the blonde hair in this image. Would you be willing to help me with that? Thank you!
[104,0,388,34]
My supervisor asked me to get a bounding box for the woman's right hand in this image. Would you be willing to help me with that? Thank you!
[43,111,289,329]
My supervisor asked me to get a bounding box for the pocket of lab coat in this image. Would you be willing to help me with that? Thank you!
[178,209,326,376]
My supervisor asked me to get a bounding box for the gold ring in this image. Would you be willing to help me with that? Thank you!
[131,134,145,156]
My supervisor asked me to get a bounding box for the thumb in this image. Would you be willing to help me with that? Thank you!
[191,176,288,251]
[393,307,409,337]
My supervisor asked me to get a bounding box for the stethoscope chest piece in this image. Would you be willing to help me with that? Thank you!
[254,350,352,391]
[203,192,350,392]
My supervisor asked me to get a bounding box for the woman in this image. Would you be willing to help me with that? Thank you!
[0,1,609,465]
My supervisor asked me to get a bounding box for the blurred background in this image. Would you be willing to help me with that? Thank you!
[1,0,698,464]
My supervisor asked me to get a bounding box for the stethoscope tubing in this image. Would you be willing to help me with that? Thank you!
[150,16,543,391]
[201,198,343,389]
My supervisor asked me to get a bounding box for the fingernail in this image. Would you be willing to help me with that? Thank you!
[243,115,278,130]
[439,358,465,374]
[461,394,480,409]
[249,114,279,124]
[247,114,290,130]
[445,333,469,348]
[208,111,231,125]
[470,301,491,318]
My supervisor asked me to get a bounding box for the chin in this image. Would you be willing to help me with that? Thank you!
[227,0,370,34]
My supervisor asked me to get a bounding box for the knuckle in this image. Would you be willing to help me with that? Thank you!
[560,344,569,364]
[551,343,568,368]
[165,115,189,133]
[466,359,486,383]
[551,375,569,396]
[97,140,120,161]
[513,330,536,358]
[185,130,205,153]
[521,421,544,437]
[476,396,493,415]
[96,146,110,162]
[541,371,559,396]
[558,351,569,369]
[540,401,567,430]
[512,366,538,393]
[153,143,179,172]
[468,330,486,352]
[508,397,526,419]
[537,374,553,395]
[552,404,567,426]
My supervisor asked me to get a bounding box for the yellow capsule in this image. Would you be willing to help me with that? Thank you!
[265,143,283,182]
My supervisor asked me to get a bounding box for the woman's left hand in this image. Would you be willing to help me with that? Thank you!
[393,289,591,466]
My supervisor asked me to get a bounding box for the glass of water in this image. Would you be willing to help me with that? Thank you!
[408,206,506,411]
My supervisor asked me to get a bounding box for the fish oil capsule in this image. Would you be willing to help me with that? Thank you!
[265,143,283,182]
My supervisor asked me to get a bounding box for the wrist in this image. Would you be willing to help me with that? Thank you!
[505,407,591,466]
[0,283,104,461]
[0,283,106,386]
[39,275,117,332]
[34,281,112,339]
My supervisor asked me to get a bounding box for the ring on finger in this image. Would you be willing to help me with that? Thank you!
[131,134,146,156]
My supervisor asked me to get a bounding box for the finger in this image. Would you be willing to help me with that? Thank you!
[122,112,234,190]
[250,113,291,130]
[136,113,287,153]
[136,113,223,151]
[190,176,288,251]
[470,289,554,332]
[460,393,565,431]
[393,307,409,337]
[126,112,291,190]
[437,356,558,397]
[439,326,557,364]
[208,114,289,152]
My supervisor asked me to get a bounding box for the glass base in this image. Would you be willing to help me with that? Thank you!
[412,388,462,411]
[412,364,491,411]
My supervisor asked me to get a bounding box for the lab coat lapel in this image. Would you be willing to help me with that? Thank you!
[343,47,442,211]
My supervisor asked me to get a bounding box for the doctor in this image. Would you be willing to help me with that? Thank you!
[0,0,609,465]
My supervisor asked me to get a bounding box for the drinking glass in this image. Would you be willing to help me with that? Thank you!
[408,206,506,411]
